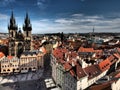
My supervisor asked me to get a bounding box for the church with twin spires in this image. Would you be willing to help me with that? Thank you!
[8,11,32,57]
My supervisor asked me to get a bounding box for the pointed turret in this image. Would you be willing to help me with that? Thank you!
[23,12,32,31]
[23,12,32,51]
[8,11,18,30]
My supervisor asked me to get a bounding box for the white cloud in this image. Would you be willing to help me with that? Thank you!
[55,18,74,25]
[1,13,120,33]
[37,0,49,10]
[71,14,83,17]
[0,13,9,20]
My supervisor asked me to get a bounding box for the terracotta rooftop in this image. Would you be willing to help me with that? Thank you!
[90,82,111,90]
[63,60,87,79]
[76,63,87,79]
[63,62,72,71]
[84,64,101,79]
[78,47,102,53]
[78,47,94,52]
[0,52,5,59]
[114,53,120,59]
[7,56,13,60]
[107,55,116,64]
[115,72,120,78]
[99,59,111,72]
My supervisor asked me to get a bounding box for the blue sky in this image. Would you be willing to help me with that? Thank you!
[0,0,120,33]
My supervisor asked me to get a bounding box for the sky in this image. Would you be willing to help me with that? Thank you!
[0,0,120,34]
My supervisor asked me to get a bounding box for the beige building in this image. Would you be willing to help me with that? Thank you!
[20,51,45,73]
[20,51,38,73]
[0,56,20,74]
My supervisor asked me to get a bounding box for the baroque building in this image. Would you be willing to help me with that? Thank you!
[8,11,32,57]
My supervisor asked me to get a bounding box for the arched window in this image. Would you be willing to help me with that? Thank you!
[7,69,10,71]
[3,69,6,72]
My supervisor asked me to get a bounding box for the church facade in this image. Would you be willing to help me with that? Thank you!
[8,12,32,57]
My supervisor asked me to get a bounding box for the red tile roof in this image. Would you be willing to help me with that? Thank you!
[84,64,101,79]
[53,48,68,60]
[63,60,87,79]
[99,59,111,72]
[78,47,94,52]
[115,72,120,78]
[0,52,5,58]
[7,56,13,60]
[107,55,116,64]
[114,53,120,59]
[76,63,87,79]
[64,62,72,71]
[78,47,102,53]
[90,82,111,90]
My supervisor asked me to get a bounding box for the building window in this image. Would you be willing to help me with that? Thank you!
[3,69,6,72]
[33,67,36,69]
[7,69,10,71]
[21,68,24,70]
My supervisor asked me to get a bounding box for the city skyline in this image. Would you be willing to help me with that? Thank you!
[0,0,120,34]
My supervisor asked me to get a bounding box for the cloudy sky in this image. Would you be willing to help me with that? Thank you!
[0,0,120,34]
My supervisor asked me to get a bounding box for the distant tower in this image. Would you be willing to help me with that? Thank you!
[8,11,18,56]
[93,26,94,33]
[92,26,95,37]
[23,12,32,51]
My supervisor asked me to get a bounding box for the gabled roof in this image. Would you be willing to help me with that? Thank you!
[63,60,87,79]
[107,55,116,64]
[99,59,111,72]
[53,48,67,60]
[78,47,102,53]
[76,63,87,79]
[78,47,94,52]
[114,53,120,59]
[64,62,72,71]
[84,64,101,79]
[90,82,111,90]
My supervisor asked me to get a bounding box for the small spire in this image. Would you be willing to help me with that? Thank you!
[11,11,13,18]
[26,12,28,19]
[93,26,94,33]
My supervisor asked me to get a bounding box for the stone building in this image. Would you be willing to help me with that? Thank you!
[20,50,45,73]
[20,51,38,73]
[8,11,32,57]
[0,56,20,74]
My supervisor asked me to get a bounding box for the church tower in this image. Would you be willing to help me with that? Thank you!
[8,11,18,56]
[23,13,32,51]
